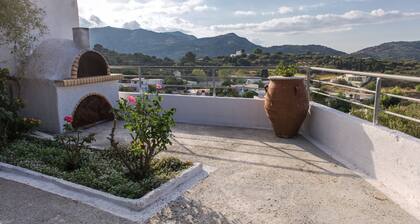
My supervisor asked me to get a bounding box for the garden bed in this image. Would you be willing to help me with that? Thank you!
[0,137,193,199]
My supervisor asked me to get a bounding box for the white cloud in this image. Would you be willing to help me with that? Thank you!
[194,5,217,12]
[234,10,257,16]
[212,9,420,34]
[278,6,293,14]
[123,20,141,29]
[78,0,216,35]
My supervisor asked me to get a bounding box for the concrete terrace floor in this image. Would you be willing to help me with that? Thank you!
[1,123,419,224]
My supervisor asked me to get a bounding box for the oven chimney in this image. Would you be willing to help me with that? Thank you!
[73,27,90,49]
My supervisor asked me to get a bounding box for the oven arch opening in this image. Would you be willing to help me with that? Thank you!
[72,94,114,129]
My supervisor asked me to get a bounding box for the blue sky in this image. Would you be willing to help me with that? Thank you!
[78,0,420,52]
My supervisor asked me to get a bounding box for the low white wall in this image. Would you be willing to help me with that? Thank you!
[301,102,420,217]
[119,93,272,130]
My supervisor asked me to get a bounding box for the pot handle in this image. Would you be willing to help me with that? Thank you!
[264,84,269,93]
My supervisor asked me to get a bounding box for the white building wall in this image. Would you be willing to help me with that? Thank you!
[0,0,79,73]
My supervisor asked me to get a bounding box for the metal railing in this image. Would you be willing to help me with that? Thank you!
[302,66,420,125]
[112,65,275,97]
[110,65,420,126]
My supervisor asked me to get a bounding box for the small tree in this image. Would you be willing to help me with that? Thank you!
[0,0,47,67]
[109,95,176,179]
[180,52,196,65]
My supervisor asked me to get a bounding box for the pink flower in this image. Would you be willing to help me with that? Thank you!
[156,83,163,90]
[127,96,137,105]
[64,115,73,124]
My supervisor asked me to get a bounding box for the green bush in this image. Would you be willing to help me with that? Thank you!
[351,103,420,138]
[327,92,351,113]
[242,91,258,98]
[0,68,39,145]
[109,94,176,179]
[55,115,96,171]
[0,137,191,199]
[273,63,297,77]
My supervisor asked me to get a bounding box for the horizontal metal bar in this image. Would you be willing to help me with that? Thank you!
[383,93,420,104]
[111,65,277,70]
[311,79,376,94]
[383,110,420,124]
[303,66,420,83]
[122,75,269,80]
[311,90,375,110]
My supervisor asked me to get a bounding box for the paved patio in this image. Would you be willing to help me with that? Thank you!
[1,123,419,223]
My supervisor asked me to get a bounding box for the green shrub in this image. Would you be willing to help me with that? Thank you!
[273,63,297,77]
[327,92,351,113]
[242,91,258,98]
[55,115,95,171]
[0,138,191,199]
[351,103,420,138]
[109,94,176,179]
[365,81,376,91]
[0,68,39,145]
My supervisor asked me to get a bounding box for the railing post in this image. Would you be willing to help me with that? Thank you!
[212,68,216,97]
[305,68,311,101]
[373,78,382,125]
[138,66,142,95]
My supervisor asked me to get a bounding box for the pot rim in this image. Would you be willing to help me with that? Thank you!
[268,76,306,80]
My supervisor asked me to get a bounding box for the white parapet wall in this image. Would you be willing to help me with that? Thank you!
[300,102,420,218]
[119,93,272,130]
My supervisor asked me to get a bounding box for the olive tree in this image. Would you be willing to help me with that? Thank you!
[0,0,47,65]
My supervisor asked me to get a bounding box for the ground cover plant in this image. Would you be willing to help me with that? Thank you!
[0,137,191,199]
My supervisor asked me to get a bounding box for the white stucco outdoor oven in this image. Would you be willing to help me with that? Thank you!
[20,28,122,134]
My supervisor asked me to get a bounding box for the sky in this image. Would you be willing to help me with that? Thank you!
[78,0,420,53]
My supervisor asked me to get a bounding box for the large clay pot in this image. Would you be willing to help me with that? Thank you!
[264,76,309,138]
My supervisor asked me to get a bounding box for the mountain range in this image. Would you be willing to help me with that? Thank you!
[89,26,419,61]
[352,41,420,62]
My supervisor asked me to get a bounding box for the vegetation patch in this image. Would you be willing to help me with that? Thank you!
[0,137,192,199]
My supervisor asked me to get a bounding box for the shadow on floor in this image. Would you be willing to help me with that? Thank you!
[148,197,238,224]
[170,138,357,178]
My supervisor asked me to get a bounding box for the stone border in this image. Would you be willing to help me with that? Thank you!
[0,162,209,222]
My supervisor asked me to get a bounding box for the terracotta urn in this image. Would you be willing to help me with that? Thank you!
[264,76,309,138]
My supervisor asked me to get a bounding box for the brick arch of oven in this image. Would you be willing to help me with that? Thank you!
[71,92,114,129]
[70,50,111,79]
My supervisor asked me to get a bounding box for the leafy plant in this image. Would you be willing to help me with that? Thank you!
[242,91,259,98]
[109,94,176,179]
[273,63,297,77]
[55,115,95,171]
[0,0,47,66]
[0,137,191,199]
[0,68,39,145]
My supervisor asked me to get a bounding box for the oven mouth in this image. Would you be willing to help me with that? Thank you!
[71,50,110,79]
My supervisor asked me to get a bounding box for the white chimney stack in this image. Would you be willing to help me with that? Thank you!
[73,27,90,49]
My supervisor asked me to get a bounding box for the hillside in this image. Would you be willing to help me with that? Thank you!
[89,27,346,59]
[266,45,346,56]
[353,41,420,61]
